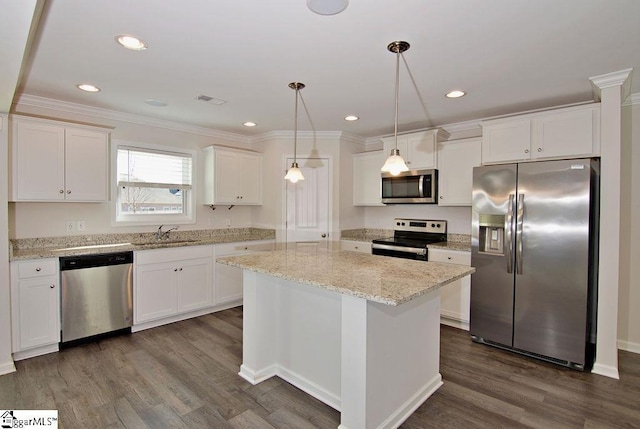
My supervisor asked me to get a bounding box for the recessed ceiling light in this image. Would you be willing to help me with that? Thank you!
[76,83,101,93]
[243,122,257,127]
[115,34,147,51]
[344,115,359,121]
[445,90,466,98]
[145,99,167,107]
[307,0,349,15]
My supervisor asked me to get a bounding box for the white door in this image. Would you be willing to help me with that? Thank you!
[285,157,330,247]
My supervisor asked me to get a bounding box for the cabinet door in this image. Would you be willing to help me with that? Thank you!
[353,151,384,206]
[177,257,213,312]
[65,128,109,201]
[430,249,471,327]
[135,263,178,323]
[215,262,244,305]
[533,108,597,159]
[407,133,436,169]
[437,138,482,206]
[481,119,531,164]
[238,153,262,204]
[17,276,60,350]
[214,150,240,204]
[13,120,65,201]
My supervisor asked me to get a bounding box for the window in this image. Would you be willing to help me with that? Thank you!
[113,141,195,225]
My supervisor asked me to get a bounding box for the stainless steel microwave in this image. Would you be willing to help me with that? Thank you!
[381,169,438,204]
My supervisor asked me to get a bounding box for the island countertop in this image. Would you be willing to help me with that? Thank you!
[217,247,475,306]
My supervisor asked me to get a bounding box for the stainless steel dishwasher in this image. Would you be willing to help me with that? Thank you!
[60,251,133,344]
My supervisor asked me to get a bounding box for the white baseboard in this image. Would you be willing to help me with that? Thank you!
[440,317,469,331]
[12,343,59,362]
[592,362,620,380]
[617,339,640,354]
[0,360,16,376]
[132,300,242,333]
[276,366,342,412]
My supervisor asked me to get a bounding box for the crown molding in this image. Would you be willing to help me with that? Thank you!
[249,130,361,144]
[589,68,633,101]
[623,92,640,107]
[13,94,251,143]
[441,119,482,135]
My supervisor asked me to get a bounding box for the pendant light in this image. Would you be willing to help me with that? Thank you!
[381,41,410,176]
[284,82,305,183]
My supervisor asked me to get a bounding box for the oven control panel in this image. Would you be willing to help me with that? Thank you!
[394,218,447,234]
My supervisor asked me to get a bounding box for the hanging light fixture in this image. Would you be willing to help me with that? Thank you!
[381,41,410,176]
[284,82,305,183]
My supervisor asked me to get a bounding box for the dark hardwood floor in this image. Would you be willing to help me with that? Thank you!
[1,307,639,428]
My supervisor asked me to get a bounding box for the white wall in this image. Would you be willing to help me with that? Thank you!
[9,102,254,238]
[618,100,640,352]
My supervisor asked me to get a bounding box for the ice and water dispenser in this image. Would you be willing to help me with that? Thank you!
[478,214,505,255]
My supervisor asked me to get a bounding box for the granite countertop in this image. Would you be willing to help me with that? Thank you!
[10,228,275,260]
[217,247,475,306]
[341,229,472,253]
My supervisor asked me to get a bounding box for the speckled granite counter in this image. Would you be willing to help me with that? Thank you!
[340,228,391,242]
[217,246,474,306]
[428,234,471,252]
[10,228,275,260]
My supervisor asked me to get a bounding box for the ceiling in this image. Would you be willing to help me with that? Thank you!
[9,0,640,138]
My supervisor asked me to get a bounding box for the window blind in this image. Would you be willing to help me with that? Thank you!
[117,147,192,190]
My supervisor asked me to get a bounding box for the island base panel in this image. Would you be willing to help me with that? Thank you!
[241,270,443,429]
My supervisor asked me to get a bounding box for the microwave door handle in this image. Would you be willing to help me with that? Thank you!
[419,175,424,197]
[505,194,515,274]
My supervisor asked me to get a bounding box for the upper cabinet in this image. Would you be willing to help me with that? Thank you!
[437,138,482,206]
[10,115,110,202]
[381,129,449,170]
[353,150,385,206]
[481,104,600,164]
[203,146,263,205]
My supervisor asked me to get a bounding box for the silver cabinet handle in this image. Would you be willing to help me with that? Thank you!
[505,194,515,274]
[179,268,183,271]
[524,149,529,154]
[537,148,542,152]
[321,233,327,238]
[59,190,64,194]
[50,284,55,289]
[516,193,525,275]
[174,268,178,272]
[67,190,71,194]
[36,267,41,272]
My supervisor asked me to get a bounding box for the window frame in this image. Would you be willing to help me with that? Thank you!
[111,139,197,226]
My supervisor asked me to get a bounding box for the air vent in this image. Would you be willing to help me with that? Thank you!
[195,94,226,105]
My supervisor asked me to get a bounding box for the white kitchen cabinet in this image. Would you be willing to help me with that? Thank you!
[215,240,275,305]
[10,259,60,360]
[353,150,384,206]
[134,246,213,324]
[437,138,482,206]
[10,115,110,202]
[481,104,600,164]
[429,248,471,330]
[203,146,263,205]
[340,240,371,253]
[381,129,449,170]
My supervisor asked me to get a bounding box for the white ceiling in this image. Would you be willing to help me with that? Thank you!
[11,0,640,138]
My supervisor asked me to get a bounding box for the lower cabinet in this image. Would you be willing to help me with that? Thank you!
[429,248,471,330]
[10,259,60,359]
[135,246,213,324]
[215,240,275,305]
[340,240,372,253]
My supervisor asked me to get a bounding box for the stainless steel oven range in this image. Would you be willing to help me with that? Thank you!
[372,218,447,260]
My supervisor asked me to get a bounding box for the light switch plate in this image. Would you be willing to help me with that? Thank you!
[65,221,74,232]
[77,220,85,231]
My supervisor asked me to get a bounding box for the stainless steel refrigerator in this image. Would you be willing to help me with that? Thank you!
[470,158,599,370]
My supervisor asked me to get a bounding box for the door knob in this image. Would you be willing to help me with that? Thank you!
[321,234,327,238]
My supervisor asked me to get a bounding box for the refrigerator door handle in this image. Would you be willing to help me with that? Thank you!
[506,194,515,274]
[516,193,525,275]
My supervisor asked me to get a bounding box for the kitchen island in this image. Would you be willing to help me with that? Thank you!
[217,246,475,429]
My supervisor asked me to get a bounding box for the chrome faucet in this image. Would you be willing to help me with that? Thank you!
[156,224,179,240]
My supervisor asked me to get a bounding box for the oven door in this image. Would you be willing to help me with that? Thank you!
[372,243,427,260]
[381,169,437,204]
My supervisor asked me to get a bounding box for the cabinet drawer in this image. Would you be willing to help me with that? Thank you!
[17,259,57,278]
[340,240,371,253]
[216,240,274,256]
[135,245,213,265]
[429,249,470,266]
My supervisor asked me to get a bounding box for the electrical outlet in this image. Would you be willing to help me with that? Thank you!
[77,220,85,231]
[65,221,75,233]
[226,218,231,227]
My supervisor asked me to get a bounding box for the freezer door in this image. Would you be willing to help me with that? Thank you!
[470,164,517,346]
[513,159,594,364]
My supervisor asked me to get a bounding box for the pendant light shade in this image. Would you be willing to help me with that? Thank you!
[285,82,305,183]
[381,41,410,176]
